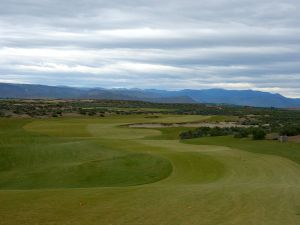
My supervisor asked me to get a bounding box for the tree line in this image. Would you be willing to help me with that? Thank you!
[180,126,266,140]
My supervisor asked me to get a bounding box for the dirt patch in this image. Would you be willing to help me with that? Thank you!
[289,135,300,143]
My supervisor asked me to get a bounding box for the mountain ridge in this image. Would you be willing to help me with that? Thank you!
[0,83,299,108]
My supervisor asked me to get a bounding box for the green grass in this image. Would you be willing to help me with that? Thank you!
[147,127,191,140]
[183,136,300,165]
[1,115,300,225]
[2,153,171,189]
[0,118,172,189]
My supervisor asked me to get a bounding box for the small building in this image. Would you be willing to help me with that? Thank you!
[279,135,288,143]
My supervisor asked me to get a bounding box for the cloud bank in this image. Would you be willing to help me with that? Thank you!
[0,0,300,97]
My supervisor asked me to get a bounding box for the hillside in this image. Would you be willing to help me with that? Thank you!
[0,83,299,108]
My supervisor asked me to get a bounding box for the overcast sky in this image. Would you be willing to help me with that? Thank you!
[0,0,300,97]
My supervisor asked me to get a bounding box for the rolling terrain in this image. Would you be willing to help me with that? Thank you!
[1,83,300,107]
[1,115,300,224]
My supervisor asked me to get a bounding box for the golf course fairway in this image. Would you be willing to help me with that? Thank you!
[1,115,300,225]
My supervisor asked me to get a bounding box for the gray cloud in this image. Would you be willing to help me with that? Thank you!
[0,0,300,97]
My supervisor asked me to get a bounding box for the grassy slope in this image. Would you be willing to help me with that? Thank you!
[0,115,300,225]
[184,136,300,164]
[0,118,171,189]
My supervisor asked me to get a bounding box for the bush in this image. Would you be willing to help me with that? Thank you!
[88,111,96,116]
[52,113,58,117]
[180,127,245,139]
[78,109,87,115]
[252,128,266,140]
[280,126,300,136]
[180,126,268,140]
[234,129,249,138]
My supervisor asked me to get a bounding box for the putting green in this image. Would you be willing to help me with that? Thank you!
[1,115,300,225]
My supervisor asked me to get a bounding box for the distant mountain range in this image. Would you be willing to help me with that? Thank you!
[1,83,300,108]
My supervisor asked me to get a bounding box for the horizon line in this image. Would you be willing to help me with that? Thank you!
[1,81,299,99]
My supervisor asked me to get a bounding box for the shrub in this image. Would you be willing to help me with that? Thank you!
[280,126,300,136]
[252,128,266,140]
[52,113,58,117]
[234,129,249,138]
[88,111,96,116]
